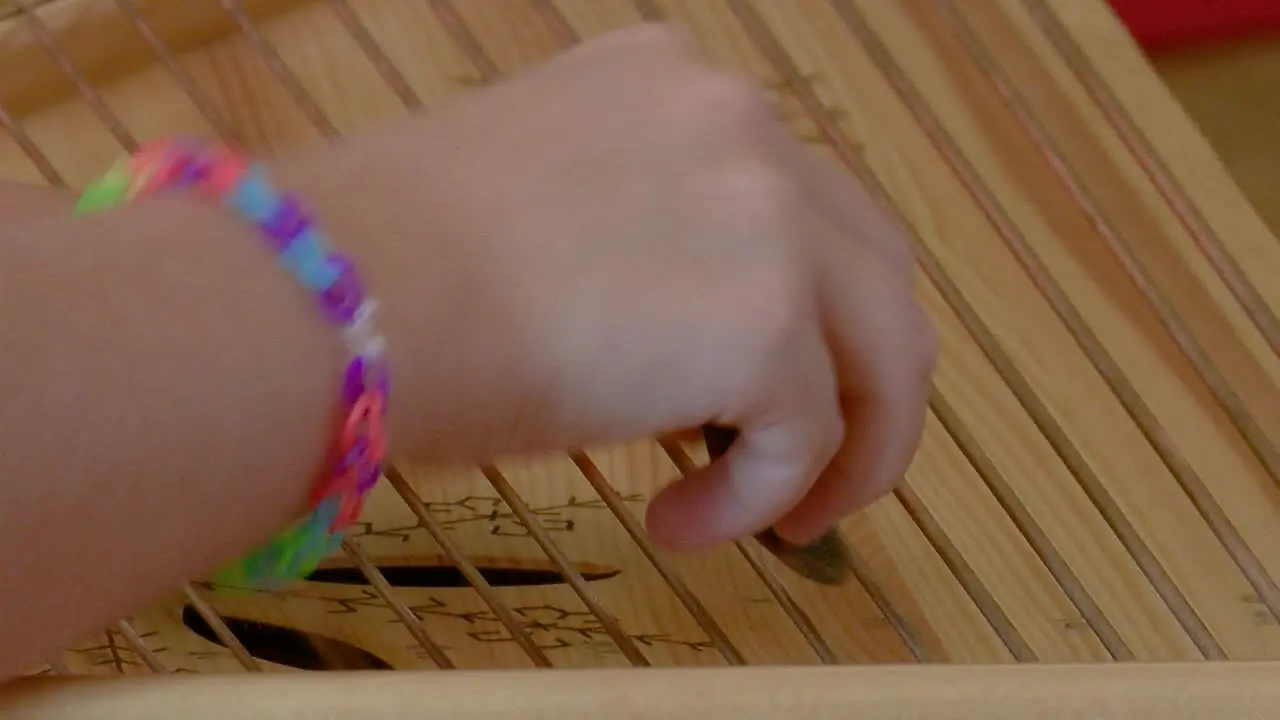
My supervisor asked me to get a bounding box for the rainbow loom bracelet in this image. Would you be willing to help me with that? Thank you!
[75,136,389,590]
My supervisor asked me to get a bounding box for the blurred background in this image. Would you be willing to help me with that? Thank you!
[1111,0,1280,233]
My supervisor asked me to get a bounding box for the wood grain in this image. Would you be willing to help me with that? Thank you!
[1,0,1279,711]
[6,663,1280,718]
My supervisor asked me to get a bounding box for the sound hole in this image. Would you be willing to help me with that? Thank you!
[181,605,393,671]
[303,564,620,587]
[184,560,622,669]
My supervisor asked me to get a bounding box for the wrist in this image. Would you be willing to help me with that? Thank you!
[75,137,395,587]
[269,137,539,463]
[267,143,414,443]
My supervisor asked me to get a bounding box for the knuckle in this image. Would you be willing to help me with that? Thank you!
[680,70,773,127]
[719,275,810,396]
[744,289,804,365]
[855,217,916,279]
[815,405,846,465]
[710,160,806,234]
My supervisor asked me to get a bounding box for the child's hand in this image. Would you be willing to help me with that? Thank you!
[286,24,935,550]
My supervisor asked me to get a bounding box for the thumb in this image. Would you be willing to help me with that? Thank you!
[643,347,844,549]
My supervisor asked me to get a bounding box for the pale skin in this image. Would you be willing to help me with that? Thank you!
[0,24,934,679]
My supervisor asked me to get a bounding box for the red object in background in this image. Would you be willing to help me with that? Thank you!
[1108,0,1280,52]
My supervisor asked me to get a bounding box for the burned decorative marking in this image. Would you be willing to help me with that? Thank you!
[345,493,644,543]
[68,628,169,674]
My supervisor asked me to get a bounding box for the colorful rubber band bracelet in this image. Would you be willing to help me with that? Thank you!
[75,136,389,590]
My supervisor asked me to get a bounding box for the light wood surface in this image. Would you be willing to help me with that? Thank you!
[6,663,1280,718]
[2,0,1280,713]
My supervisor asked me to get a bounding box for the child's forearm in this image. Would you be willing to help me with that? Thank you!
[0,168,407,677]
[0,22,939,676]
